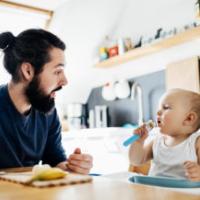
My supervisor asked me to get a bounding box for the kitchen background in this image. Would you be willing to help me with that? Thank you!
[87,70,165,127]
[0,0,199,174]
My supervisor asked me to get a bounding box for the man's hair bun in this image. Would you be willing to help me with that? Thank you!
[0,32,15,50]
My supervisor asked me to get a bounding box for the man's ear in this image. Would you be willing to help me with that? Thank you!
[183,112,198,126]
[20,62,34,81]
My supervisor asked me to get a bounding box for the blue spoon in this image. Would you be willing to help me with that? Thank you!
[123,120,155,147]
[123,134,140,146]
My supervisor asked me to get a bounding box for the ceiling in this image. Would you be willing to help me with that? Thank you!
[3,0,71,10]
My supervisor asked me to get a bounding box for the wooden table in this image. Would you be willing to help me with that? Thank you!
[0,174,199,200]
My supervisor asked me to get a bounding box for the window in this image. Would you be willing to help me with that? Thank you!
[0,2,52,84]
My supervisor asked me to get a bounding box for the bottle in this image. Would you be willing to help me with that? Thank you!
[89,109,95,128]
[99,47,108,61]
[123,120,155,147]
[118,38,125,55]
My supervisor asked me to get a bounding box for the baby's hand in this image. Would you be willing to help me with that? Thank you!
[133,124,148,142]
[184,161,200,182]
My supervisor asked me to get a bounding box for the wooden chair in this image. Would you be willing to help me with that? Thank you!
[128,161,151,175]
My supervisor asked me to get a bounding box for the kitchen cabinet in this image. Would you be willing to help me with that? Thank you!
[166,56,200,92]
[95,26,200,68]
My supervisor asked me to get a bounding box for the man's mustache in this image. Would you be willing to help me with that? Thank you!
[52,86,62,93]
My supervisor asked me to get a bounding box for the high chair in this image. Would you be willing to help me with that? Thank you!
[128,161,151,175]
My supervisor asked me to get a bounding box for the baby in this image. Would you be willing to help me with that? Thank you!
[129,88,200,181]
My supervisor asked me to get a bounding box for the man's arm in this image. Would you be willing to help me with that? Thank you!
[42,109,67,166]
[44,109,93,174]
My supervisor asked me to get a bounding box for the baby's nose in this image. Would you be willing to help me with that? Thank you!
[157,110,162,115]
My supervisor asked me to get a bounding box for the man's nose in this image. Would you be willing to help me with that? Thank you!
[60,73,68,86]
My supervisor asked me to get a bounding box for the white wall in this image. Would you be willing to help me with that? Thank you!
[50,0,197,106]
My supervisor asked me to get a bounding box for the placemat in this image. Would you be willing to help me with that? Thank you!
[0,172,92,188]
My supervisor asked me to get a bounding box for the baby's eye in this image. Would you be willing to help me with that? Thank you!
[163,105,170,110]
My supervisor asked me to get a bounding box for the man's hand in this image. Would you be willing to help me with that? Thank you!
[184,161,200,181]
[66,148,93,174]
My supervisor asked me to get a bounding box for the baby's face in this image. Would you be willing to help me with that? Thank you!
[156,91,191,135]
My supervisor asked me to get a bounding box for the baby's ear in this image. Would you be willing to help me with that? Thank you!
[183,112,198,126]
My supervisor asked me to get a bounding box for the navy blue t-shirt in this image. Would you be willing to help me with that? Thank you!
[0,84,66,169]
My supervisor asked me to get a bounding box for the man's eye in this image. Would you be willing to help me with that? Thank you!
[55,71,61,75]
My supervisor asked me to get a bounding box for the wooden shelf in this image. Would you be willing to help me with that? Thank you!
[95,26,200,68]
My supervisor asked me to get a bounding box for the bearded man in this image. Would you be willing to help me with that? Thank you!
[0,29,93,174]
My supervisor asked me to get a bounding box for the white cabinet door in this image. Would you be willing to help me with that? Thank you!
[166,57,200,92]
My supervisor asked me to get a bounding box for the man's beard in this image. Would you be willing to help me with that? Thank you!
[25,76,62,114]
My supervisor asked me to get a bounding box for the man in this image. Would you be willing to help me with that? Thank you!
[0,29,93,174]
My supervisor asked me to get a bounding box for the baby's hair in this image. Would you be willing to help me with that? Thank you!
[168,88,200,129]
[190,92,200,129]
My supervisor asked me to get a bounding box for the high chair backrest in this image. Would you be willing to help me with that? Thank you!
[128,161,151,175]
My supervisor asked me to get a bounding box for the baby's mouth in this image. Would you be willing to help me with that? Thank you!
[157,119,161,126]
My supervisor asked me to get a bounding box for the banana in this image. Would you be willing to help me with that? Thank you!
[32,164,51,175]
[27,167,68,184]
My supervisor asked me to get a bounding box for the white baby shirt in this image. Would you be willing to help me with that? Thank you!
[148,129,200,179]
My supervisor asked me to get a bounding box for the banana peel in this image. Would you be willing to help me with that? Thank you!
[27,167,68,184]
